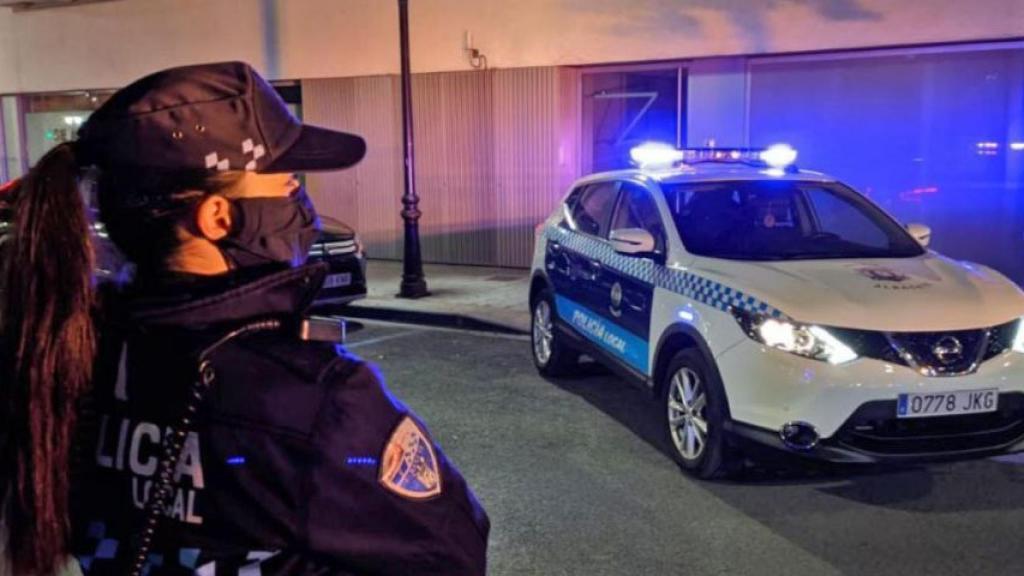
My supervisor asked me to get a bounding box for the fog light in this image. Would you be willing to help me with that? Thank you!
[780,422,819,451]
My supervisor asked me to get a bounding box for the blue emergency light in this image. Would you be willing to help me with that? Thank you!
[760,144,799,168]
[629,142,684,167]
[629,142,799,170]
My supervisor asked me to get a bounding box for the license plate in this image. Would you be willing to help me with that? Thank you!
[323,273,352,289]
[897,389,998,419]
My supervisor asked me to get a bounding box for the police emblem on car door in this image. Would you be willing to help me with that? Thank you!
[609,282,624,317]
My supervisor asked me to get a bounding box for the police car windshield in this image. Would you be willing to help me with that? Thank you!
[662,180,925,261]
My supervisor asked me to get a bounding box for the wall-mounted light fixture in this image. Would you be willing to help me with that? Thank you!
[464,30,488,70]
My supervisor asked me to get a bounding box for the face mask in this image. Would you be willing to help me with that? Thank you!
[217,186,321,269]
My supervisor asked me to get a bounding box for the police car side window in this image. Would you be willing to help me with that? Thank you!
[611,183,666,253]
[569,182,619,238]
[560,186,584,230]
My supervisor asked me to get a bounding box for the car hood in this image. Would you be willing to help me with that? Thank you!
[689,253,1024,331]
[318,219,355,242]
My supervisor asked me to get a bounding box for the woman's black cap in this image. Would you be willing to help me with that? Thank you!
[77,61,366,174]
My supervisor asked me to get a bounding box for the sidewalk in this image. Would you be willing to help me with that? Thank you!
[339,260,532,334]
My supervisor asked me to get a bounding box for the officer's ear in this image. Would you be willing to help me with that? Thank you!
[195,194,233,241]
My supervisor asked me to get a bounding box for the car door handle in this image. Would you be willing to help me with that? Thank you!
[622,292,646,312]
[546,242,568,272]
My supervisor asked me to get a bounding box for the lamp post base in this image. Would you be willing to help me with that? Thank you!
[398,277,430,299]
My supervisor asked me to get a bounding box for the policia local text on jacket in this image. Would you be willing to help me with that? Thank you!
[72,262,490,575]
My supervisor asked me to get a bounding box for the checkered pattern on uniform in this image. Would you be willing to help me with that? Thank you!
[546,226,785,319]
[77,522,277,576]
[77,522,120,572]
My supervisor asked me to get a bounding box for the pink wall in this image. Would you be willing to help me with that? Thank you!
[3,0,1022,94]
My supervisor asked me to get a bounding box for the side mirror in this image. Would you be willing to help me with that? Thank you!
[610,228,657,256]
[906,222,931,247]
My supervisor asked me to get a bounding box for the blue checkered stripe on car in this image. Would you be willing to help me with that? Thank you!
[547,227,784,318]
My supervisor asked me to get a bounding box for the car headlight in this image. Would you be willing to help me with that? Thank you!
[731,309,858,365]
[1013,318,1024,353]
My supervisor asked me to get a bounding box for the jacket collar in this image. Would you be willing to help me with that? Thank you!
[116,263,328,330]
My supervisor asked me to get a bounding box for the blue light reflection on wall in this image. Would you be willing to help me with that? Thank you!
[749,47,1024,284]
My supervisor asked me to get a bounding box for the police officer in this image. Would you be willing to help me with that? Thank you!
[0,62,489,576]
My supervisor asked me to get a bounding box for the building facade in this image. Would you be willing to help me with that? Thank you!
[1,0,1023,279]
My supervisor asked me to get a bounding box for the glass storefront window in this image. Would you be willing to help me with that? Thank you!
[4,83,301,186]
[582,66,686,173]
[2,95,24,181]
[22,91,112,167]
[749,45,1024,283]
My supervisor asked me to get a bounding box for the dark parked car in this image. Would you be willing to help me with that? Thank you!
[307,215,368,306]
[0,179,367,306]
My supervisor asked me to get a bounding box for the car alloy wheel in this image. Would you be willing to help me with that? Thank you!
[533,299,554,366]
[531,291,579,377]
[667,367,708,462]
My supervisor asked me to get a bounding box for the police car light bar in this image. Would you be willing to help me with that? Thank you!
[760,144,798,168]
[629,142,684,167]
[629,142,799,170]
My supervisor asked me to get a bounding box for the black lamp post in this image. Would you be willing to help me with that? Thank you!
[397,0,429,298]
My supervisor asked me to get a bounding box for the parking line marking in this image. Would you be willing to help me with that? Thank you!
[342,317,530,342]
[346,330,422,350]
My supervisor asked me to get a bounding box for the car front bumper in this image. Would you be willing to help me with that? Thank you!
[724,415,1024,465]
[716,339,1024,462]
[311,253,368,307]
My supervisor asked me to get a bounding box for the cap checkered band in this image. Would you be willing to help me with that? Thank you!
[203,138,266,172]
[546,226,785,319]
[241,138,266,171]
[204,152,230,171]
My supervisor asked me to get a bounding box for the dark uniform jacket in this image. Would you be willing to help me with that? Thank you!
[71,264,490,575]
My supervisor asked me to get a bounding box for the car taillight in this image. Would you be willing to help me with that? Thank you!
[0,178,21,198]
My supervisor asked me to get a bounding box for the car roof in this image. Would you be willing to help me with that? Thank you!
[574,163,838,188]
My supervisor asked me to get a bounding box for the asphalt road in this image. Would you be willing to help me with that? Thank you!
[344,319,1024,576]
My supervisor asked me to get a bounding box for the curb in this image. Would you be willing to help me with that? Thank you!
[337,304,529,336]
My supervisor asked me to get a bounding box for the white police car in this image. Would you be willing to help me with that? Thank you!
[529,143,1024,478]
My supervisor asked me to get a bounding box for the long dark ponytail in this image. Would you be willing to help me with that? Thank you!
[1,142,97,576]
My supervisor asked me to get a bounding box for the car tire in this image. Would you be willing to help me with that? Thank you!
[661,349,739,479]
[531,291,579,377]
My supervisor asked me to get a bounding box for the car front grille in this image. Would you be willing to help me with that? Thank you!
[886,329,989,376]
[309,239,358,258]
[829,319,1019,376]
[834,393,1024,455]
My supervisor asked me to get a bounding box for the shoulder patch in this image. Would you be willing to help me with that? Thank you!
[379,416,442,500]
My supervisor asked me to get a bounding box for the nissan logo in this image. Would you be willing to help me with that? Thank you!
[932,336,964,365]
